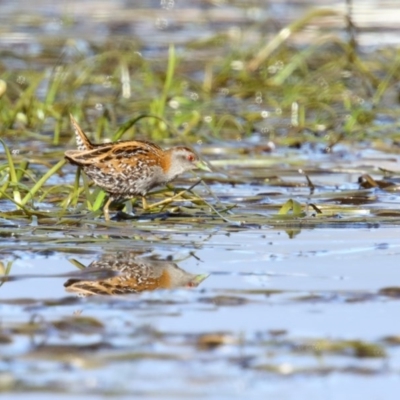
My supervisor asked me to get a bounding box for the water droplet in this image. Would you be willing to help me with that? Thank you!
[318,78,328,88]
[46,18,62,32]
[246,7,262,21]
[168,99,179,109]
[16,76,26,85]
[160,0,175,10]
[261,111,269,118]
[155,18,168,30]
[204,116,212,123]
[0,80,7,97]
[291,101,298,127]
[103,76,112,88]
[231,60,244,71]
[16,112,27,124]
[37,109,45,120]
[190,92,199,101]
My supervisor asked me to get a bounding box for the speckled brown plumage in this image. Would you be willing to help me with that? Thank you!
[64,252,208,296]
[65,115,210,219]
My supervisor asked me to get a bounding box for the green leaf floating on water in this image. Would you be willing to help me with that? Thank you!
[277,199,305,217]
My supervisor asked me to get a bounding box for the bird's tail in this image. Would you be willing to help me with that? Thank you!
[70,114,94,151]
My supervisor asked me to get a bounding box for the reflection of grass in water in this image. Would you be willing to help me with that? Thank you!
[0,261,13,288]
[0,7,400,222]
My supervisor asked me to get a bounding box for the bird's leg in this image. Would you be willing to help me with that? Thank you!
[141,196,148,210]
[103,197,113,221]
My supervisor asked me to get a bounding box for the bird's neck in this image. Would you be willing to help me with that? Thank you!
[162,150,183,181]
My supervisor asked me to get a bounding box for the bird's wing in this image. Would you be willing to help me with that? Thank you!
[65,140,163,168]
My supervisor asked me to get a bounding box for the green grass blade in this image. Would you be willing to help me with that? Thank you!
[0,138,22,205]
[21,159,66,206]
[112,114,171,141]
[158,44,176,117]
[0,261,13,288]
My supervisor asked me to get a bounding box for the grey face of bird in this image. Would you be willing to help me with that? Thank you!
[166,263,209,288]
[165,147,211,181]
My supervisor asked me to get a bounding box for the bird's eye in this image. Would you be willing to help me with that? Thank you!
[187,154,195,162]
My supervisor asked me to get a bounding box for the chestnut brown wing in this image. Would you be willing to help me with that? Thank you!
[65,140,163,168]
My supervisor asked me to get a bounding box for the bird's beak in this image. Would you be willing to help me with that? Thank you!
[194,273,209,285]
[195,160,211,172]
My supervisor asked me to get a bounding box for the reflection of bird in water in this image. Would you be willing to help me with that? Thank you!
[64,252,208,296]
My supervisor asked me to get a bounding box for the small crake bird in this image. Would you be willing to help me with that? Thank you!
[64,252,208,296]
[65,115,210,220]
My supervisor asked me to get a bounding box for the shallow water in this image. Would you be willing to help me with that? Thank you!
[2,224,400,398]
[3,163,400,399]
[2,144,400,400]
[2,0,400,398]
[1,0,400,50]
